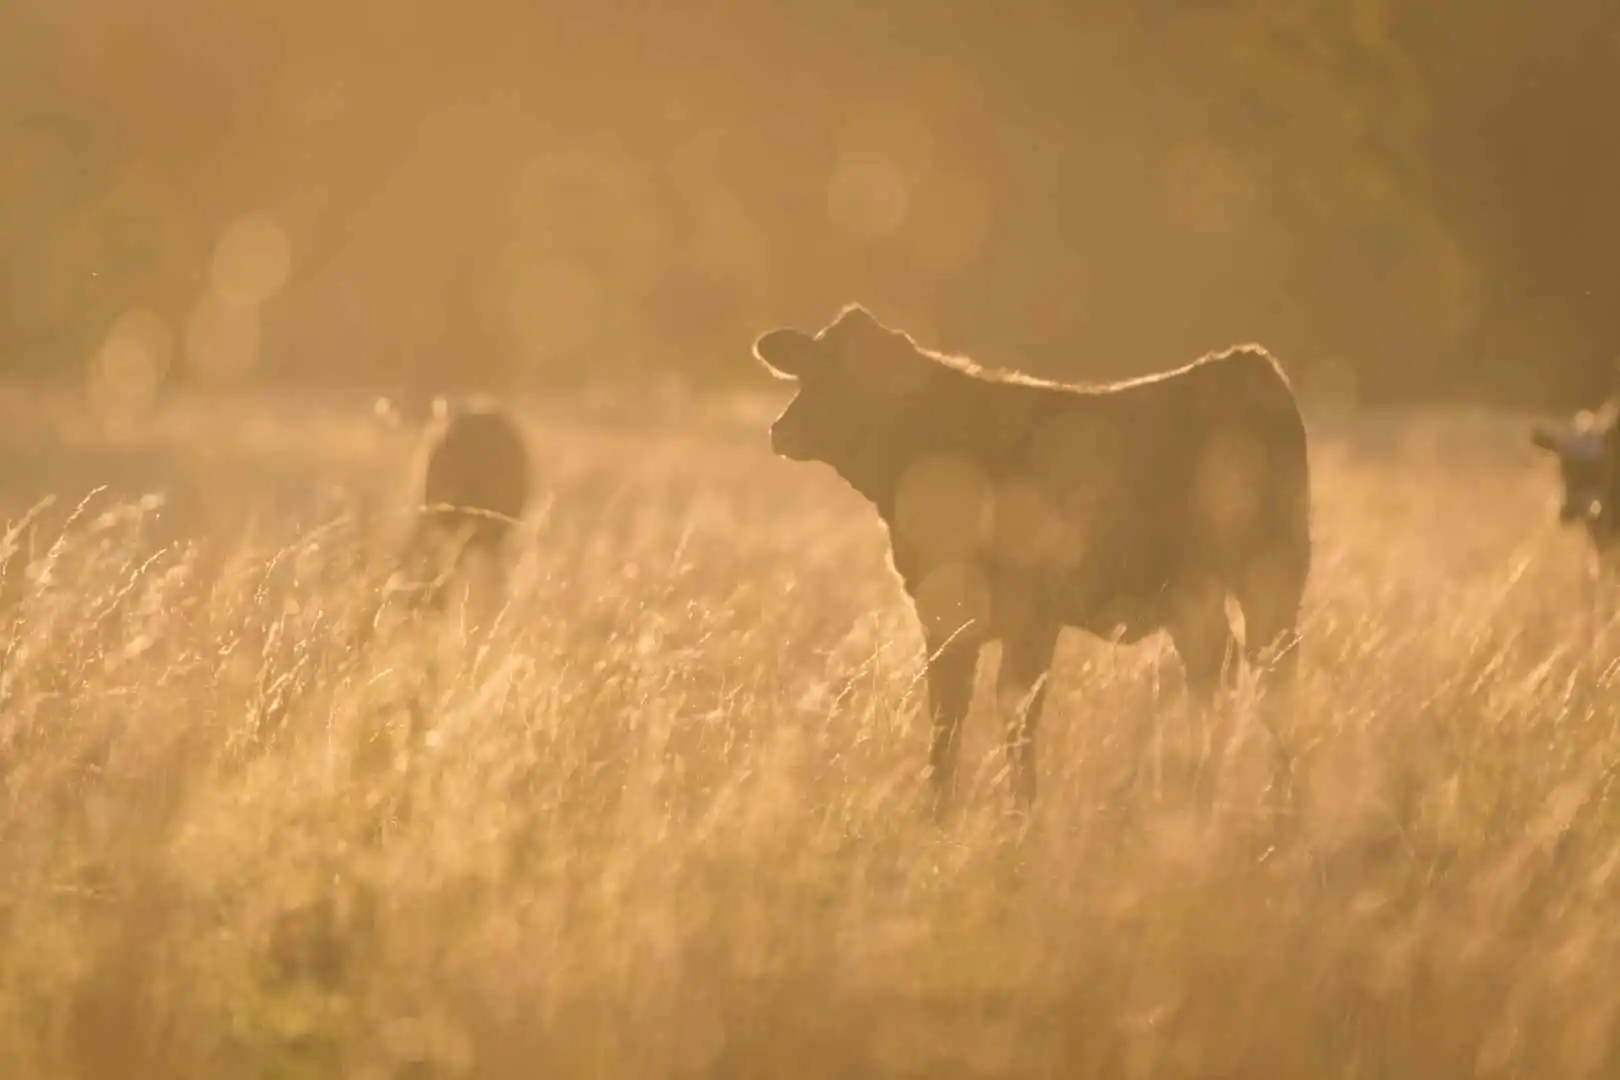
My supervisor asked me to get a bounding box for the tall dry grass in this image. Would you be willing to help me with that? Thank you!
[0,394,1617,1079]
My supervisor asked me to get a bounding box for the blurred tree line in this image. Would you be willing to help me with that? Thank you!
[4,0,1619,409]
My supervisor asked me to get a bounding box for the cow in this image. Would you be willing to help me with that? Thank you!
[394,394,532,611]
[1530,404,1620,554]
[752,304,1312,816]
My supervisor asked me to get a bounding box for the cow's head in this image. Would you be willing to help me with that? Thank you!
[1531,407,1617,533]
[373,391,442,433]
[752,304,935,478]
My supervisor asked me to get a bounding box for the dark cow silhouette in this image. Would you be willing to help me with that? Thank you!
[753,304,1312,814]
[1531,404,1620,553]
[399,395,532,608]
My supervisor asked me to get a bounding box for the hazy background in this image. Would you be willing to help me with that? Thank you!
[5,0,1619,412]
[13,7,1620,1076]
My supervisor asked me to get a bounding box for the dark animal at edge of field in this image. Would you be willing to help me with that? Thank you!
[1531,403,1620,555]
[752,304,1312,816]
[386,394,533,611]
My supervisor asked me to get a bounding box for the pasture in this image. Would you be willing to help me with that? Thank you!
[0,384,1615,1078]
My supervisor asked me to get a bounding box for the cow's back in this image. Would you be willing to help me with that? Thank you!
[1007,345,1308,635]
[1128,344,1307,555]
[1148,345,1310,592]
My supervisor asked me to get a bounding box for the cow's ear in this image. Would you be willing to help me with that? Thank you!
[373,396,403,430]
[1531,426,1560,452]
[753,328,820,379]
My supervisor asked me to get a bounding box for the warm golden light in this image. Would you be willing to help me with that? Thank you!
[838,96,937,184]
[86,306,171,422]
[903,164,993,280]
[3,7,1619,1076]
[507,254,606,362]
[210,215,293,309]
[893,453,994,561]
[185,292,262,380]
[827,152,912,240]
[1162,139,1256,235]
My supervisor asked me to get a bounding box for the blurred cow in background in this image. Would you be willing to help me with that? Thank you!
[374,393,532,614]
[1531,403,1620,555]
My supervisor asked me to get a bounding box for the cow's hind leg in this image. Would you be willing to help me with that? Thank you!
[1237,544,1309,690]
[1169,582,1239,702]
[925,636,981,822]
[1168,584,1241,808]
[1236,544,1310,812]
[997,618,1060,811]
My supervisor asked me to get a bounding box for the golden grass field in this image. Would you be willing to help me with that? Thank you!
[0,384,1616,1078]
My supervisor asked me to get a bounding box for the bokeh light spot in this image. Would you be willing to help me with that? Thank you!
[991,476,1080,571]
[87,307,172,424]
[508,256,606,361]
[1193,427,1267,557]
[827,152,911,239]
[914,560,993,643]
[211,215,292,307]
[1386,223,1481,359]
[838,97,936,182]
[1030,414,1130,523]
[904,165,994,279]
[1162,140,1256,236]
[185,294,262,381]
[1300,353,1361,410]
[686,189,772,305]
[894,454,994,561]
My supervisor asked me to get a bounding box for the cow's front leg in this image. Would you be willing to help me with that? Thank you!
[925,635,981,822]
[997,616,1060,811]
[1169,580,1239,703]
[910,562,991,821]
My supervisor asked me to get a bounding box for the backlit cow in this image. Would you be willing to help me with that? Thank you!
[400,395,532,609]
[753,304,1312,815]
[1531,404,1620,553]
